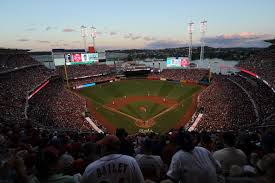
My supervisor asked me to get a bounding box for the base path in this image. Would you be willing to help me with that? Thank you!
[103,95,178,128]
[102,105,140,121]
[176,91,201,128]
[86,99,117,133]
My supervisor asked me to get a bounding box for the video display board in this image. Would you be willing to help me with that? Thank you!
[65,53,99,65]
[166,57,190,68]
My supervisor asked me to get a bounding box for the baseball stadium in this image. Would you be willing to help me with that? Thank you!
[1,1,275,182]
[1,45,275,182]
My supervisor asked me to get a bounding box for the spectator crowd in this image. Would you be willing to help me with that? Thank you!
[239,45,275,89]
[1,50,275,183]
[149,68,208,81]
[56,64,113,79]
[0,122,275,183]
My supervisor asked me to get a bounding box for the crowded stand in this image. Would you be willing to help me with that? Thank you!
[56,64,113,79]
[1,50,275,183]
[27,78,92,131]
[149,68,208,81]
[239,45,275,88]
[0,64,54,124]
[0,51,40,72]
[69,75,116,88]
[230,74,275,124]
[196,76,257,131]
[0,122,274,183]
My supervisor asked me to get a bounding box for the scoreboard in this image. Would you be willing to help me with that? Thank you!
[167,57,190,68]
[65,53,99,65]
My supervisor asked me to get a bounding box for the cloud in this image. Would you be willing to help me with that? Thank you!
[45,26,51,31]
[143,36,156,41]
[17,39,30,42]
[144,40,187,49]
[37,40,50,43]
[124,33,142,40]
[62,28,76,32]
[204,32,273,48]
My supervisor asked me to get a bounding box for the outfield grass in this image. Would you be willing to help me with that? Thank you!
[119,100,167,120]
[79,79,202,133]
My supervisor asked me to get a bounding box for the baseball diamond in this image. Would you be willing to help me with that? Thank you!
[79,79,203,133]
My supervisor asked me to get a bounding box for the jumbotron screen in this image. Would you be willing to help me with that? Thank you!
[65,53,99,65]
[166,57,190,68]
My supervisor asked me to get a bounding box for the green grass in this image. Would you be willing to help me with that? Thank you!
[93,102,139,134]
[119,100,167,120]
[79,79,202,133]
[153,97,192,133]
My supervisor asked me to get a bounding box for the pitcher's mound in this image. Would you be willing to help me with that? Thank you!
[139,106,147,113]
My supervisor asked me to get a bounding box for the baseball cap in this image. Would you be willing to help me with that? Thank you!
[97,135,120,149]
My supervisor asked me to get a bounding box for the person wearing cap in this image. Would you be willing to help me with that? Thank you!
[166,130,221,183]
[81,135,144,183]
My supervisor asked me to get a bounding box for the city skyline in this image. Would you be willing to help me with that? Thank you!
[0,0,275,51]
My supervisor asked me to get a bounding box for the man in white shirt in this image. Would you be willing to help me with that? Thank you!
[81,135,144,183]
[213,132,247,176]
[166,130,220,183]
[135,138,165,181]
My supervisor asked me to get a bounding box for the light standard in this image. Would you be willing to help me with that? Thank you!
[200,20,207,61]
[81,25,88,51]
[188,21,194,61]
[91,26,96,51]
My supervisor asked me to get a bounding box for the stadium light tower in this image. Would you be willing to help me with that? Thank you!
[81,25,88,51]
[200,20,207,61]
[91,26,96,51]
[188,21,194,61]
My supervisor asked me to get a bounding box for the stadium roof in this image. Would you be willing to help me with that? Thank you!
[30,51,52,55]
[0,48,30,54]
[52,49,86,53]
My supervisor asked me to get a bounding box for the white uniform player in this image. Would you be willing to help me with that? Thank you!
[81,135,144,183]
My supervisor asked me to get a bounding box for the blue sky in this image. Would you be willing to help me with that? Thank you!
[0,0,274,50]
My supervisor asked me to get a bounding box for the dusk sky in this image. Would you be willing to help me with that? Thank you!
[1,0,275,51]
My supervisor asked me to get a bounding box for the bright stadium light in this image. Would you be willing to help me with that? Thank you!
[91,26,96,51]
[188,21,194,61]
[81,25,88,51]
[200,20,207,62]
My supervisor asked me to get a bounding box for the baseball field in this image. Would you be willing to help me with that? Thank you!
[79,79,203,134]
